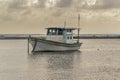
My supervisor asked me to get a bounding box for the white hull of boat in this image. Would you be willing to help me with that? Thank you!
[29,38,81,52]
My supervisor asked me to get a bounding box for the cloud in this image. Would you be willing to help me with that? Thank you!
[1,0,120,22]
[81,0,120,9]
[55,0,73,7]
[0,0,74,20]
[51,9,64,17]
[6,0,73,9]
[101,0,120,9]
[36,0,47,8]
[0,15,14,21]
[1,0,120,10]
[8,0,28,9]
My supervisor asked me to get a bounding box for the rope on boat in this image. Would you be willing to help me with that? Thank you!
[32,39,38,52]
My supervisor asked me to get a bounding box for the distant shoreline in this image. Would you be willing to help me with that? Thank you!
[0,37,120,40]
[0,34,120,39]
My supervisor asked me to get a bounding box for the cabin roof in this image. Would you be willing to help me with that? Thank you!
[46,27,77,30]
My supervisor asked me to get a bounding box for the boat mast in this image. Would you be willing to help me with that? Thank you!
[78,14,80,43]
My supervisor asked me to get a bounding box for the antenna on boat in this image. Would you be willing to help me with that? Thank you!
[77,14,80,43]
[64,21,66,28]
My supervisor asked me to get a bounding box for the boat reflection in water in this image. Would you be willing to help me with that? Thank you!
[27,51,81,80]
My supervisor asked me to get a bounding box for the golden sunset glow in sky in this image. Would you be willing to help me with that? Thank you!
[0,0,120,34]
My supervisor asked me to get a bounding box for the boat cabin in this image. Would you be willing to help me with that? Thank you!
[46,27,77,44]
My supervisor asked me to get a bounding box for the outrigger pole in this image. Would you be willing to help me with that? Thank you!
[78,14,80,43]
[27,35,30,53]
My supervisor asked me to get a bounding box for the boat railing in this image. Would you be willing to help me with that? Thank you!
[73,33,80,43]
[28,34,79,43]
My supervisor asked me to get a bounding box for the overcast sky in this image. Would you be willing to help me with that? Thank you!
[0,0,120,34]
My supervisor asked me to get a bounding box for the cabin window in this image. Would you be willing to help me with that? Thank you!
[53,30,55,33]
[70,36,72,39]
[56,29,58,35]
[67,36,72,40]
[67,30,71,32]
[58,29,63,35]
[67,36,69,39]
[52,29,56,35]
[47,29,52,35]
[47,29,58,35]
[49,29,51,32]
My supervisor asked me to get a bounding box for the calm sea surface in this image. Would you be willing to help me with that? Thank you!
[0,39,120,80]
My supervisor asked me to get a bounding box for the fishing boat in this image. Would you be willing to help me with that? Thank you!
[28,14,82,52]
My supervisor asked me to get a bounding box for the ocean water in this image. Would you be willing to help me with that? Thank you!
[0,39,120,80]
